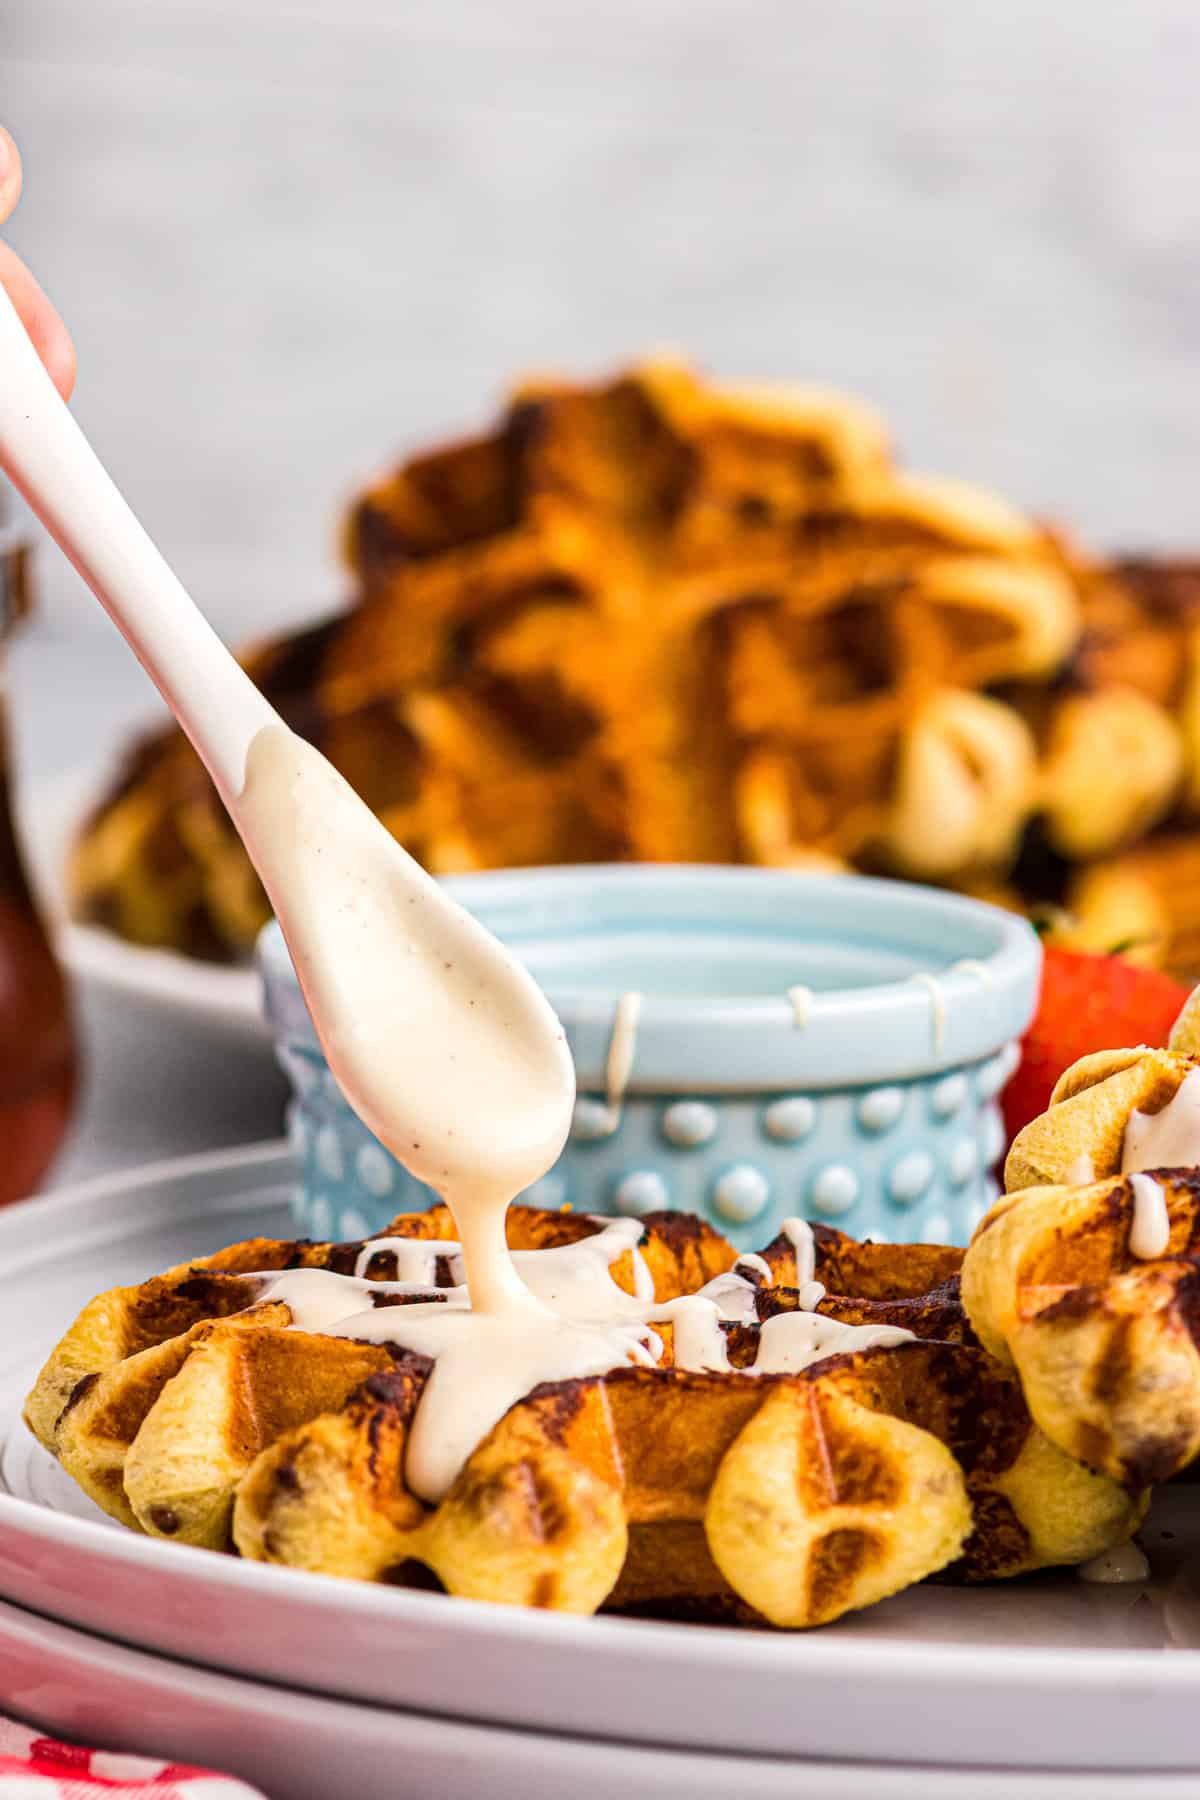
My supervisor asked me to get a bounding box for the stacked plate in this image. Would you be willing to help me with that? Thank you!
[1,1146,1199,1799]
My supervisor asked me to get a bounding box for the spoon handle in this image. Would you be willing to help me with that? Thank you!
[0,284,274,803]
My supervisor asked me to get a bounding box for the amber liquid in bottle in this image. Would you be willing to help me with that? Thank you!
[0,519,76,1203]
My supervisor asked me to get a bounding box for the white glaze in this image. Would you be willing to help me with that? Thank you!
[1064,1153,1096,1186]
[252,1201,908,1492]
[1122,1067,1200,1177]
[906,972,947,1054]
[752,1311,913,1373]
[786,984,814,1029]
[783,1216,817,1288]
[1126,1173,1172,1262]
[602,992,643,1129]
[351,1217,655,1316]
[1077,1540,1150,1585]
[949,957,993,987]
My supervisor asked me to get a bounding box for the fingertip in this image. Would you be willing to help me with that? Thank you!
[46,325,76,401]
[0,129,22,228]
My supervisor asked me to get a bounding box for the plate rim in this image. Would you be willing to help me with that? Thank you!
[9,1591,1191,1800]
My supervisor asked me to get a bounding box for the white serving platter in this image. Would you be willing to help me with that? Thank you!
[8,1594,1200,1800]
[0,1145,1198,1778]
[20,763,261,1039]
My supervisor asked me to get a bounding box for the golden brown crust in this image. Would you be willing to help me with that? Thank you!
[964,1165,1200,1487]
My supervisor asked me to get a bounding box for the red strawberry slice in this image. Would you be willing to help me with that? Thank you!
[1001,947,1190,1148]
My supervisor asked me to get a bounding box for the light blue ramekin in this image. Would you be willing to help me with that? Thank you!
[258,867,1040,1251]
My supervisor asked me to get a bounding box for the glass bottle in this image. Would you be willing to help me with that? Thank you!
[0,488,76,1201]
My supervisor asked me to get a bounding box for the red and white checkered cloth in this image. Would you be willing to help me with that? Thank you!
[0,1721,265,1798]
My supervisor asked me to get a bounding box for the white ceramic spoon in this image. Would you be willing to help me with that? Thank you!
[0,286,574,1230]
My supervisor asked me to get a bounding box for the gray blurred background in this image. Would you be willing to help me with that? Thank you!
[8,0,1200,656]
[4,0,1200,1176]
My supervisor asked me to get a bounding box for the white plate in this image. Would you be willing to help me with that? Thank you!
[10,1596,1198,1800]
[20,763,261,1039]
[1,1146,1200,1776]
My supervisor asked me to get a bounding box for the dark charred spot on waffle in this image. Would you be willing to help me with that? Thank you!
[381,1559,445,1593]
[1129,1428,1198,1489]
[280,1240,318,1270]
[366,1408,388,1479]
[938,1348,1028,1477]
[60,1372,99,1420]
[362,1361,433,1416]
[531,1572,558,1608]
[723,1323,759,1369]
[322,1243,364,1276]
[370,1289,446,1310]
[1036,1279,1108,1324]
[148,1505,181,1535]
[1090,1317,1135,1406]
[807,1527,881,1617]
[957,1490,1030,1579]
[638,1209,703,1247]
[524,1383,586,1448]
[272,1460,301,1494]
[171,1274,258,1321]
[732,1255,767,1288]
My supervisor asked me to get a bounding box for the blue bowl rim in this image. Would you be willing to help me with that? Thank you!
[258,866,1040,1093]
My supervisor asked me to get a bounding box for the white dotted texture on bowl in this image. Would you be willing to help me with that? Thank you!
[887,1150,935,1206]
[856,1086,905,1133]
[762,1096,816,1142]
[810,1163,860,1217]
[711,1164,770,1224]
[947,1137,979,1187]
[613,1171,669,1216]
[572,1097,617,1143]
[930,1073,968,1120]
[315,1127,345,1183]
[660,1100,718,1149]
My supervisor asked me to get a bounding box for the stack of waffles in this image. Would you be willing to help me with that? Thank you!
[68,360,1200,976]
